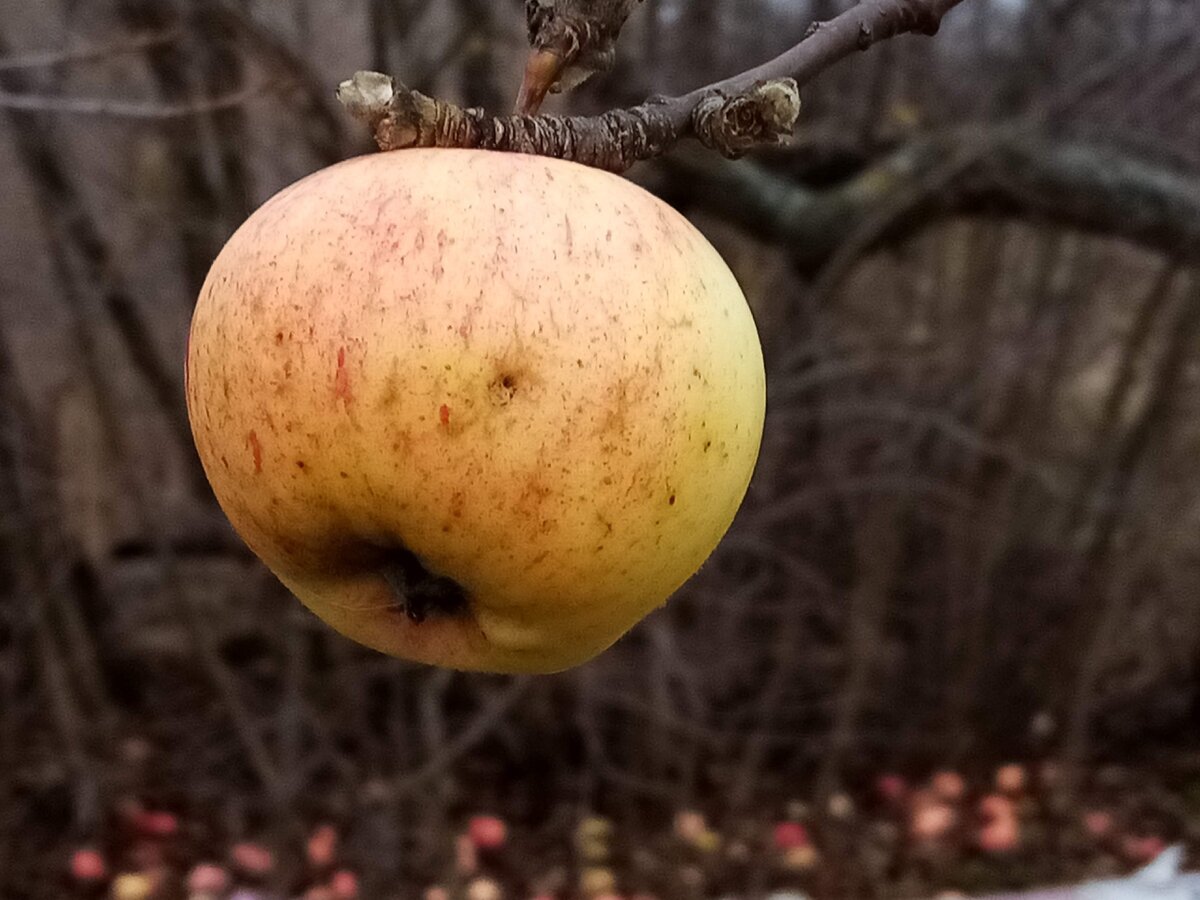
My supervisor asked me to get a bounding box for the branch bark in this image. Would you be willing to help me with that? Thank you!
[338,0,967,171]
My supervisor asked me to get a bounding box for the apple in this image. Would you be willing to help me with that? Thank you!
[186,148,765,673]
[467,814,508,850]
[772,822,809,851]
[69,848,108,884]
[187,863,231,895]
[306,823,338,868]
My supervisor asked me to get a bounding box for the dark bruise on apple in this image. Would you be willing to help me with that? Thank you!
[186,148,765,674]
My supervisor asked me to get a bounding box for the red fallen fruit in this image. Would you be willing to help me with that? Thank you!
[1083,809,1114,839]
[876,773,908,804]
[1122,834,1167,863]
[977,812,1020,854]
[331,869,359,899]
[977,794,1015,821]
[133,810,179,838]
[673,810,707,844]
[187,862,231,894]
[909,793,957,843]
[231,841,275,876]
[930,771,966,802]
[772,822,810,851]
[994,763,1027,795]
[468,815,508,850]
[307,824,339,868]
[70,848,108,883]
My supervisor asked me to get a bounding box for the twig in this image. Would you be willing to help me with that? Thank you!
[0,79,275,118]
[206,2,350,161]
[363,675,532,804]
[338,70,800,172]
[338,0,968,171]
[816,500,901,800]
[0,28,182,72]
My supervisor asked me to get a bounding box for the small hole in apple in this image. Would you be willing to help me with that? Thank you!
[489,372,520,406]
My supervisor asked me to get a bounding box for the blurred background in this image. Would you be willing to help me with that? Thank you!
[3,0,1200,897]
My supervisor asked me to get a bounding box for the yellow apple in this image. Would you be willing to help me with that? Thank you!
[186,148,764,673]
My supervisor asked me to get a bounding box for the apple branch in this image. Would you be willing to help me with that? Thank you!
[338,0,968,172]
[338,71,800,172]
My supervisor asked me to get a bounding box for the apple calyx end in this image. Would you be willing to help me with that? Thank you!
[382,546,470,623]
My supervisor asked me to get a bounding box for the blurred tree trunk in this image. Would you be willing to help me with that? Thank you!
[115,0,254,298]
[0,26,200,494]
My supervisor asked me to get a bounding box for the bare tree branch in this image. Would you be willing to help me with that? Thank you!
[0,79,275,118]
[651,132,1200,271]
[363,676,532,804]
[339,0,969,171]
[339,70,800,171]
[0,28,181,71]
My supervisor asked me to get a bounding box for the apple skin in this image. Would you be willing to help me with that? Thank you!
[186,148,765,673]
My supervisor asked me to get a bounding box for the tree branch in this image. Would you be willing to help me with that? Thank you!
[0,27,181,72]
[649,131,1200,271]
[695,0,960,100]
[0,79,275,118]
[338,71,799,171]
[338,0,968,172]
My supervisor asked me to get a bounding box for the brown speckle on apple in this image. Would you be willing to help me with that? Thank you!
[334,346,354,407]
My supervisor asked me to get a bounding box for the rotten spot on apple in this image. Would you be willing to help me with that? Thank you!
[186,148,765,673]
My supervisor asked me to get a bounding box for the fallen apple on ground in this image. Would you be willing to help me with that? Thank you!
[186,148,765,673]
